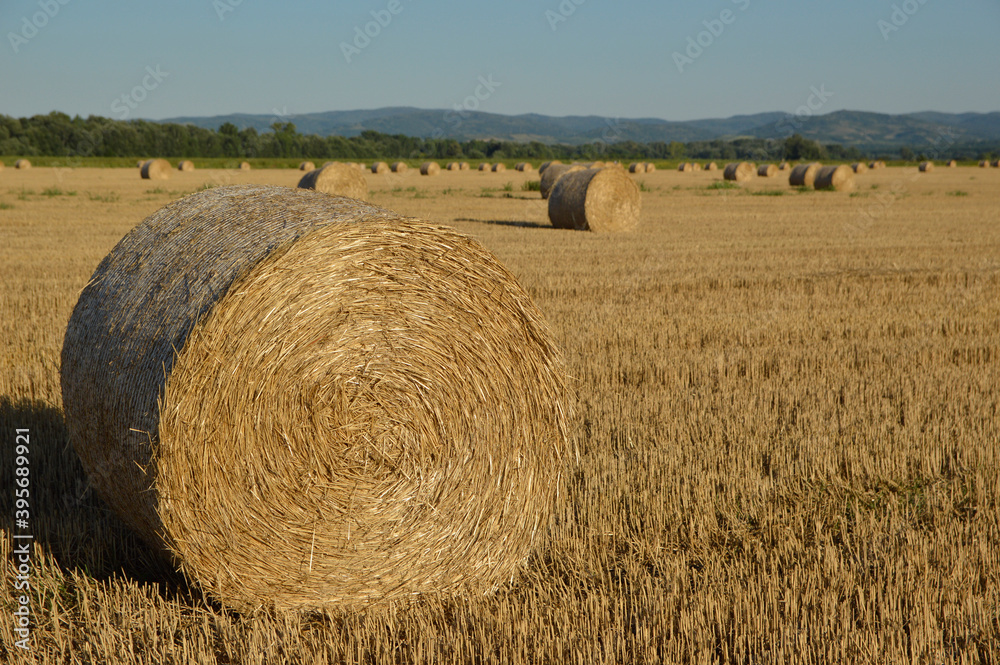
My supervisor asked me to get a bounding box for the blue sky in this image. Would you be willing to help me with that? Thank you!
[2,0,998,123]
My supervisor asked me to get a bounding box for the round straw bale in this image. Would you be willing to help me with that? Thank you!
[788,162,821,187]
[420,161,440,176]
[370,162,389,174]
[178,160,196,172]
[446,162,460,171]
[705,162,718,171]
[391,162,408,174]
[979,160,989,168]
[515,162,534,172]
[691,162,702,172]
[851,162,868,174]
[298,161,315,171]
[539,163,586,199]
[539,160,562,175]
[947,159,957,167]
[492,163,506,173]
[813,165,855,191]
[60,184,568,612]
[992,160,1000,168]
[478,163,491,172]
[297,163,368,200]
[15,159,32,170]
[919,161,934,172]
[643,162,656,173]
[547,167,641,233]
[678,163,693,173]
[239,162,251,171]
[723,162,754,182]
[628,162,643,174]
[778,162,791,171]
[140,159,171,180]
[459,162,470,170]
[757,164,777,177]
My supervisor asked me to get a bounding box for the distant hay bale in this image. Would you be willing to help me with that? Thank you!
[15,159,32,170]
[459,162,470,170]
[644,163,656,173]
[919,161,934,172]
[705,162,718,171]
[539,160,562,175]
[548,166,641,233]
[628,162,643,174]
[992,160,1000,168]
[420,162,440,176]
[539,163,586,199]
[298,161,315,172]
[391,162,408,174]
[140,159,171,180]
[60,184,568,613]
[691,162,702,172]
[979,160,989,168]
[515,162,534,172]
[478,163,491,172]
[788,162,821,187]
[239,162,251,171]
[136,160,144,168]
[371,162,390,174]
[947,159,957,167]
[813,165,855,191]
[778,162,791,170]
[446,162,460,171]
[492,163,506,173]
[851,162,868,174]
[757,164,777,177]
[178,160,196,172]
[678,163,693,173]
[723,162,754,182]
[297,163,368,200]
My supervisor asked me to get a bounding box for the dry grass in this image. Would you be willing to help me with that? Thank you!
[1,166,999,663]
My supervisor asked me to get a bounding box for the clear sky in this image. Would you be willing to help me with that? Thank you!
[2,0,998,123]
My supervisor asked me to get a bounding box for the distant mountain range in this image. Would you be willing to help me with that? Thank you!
[162,108,1000,150]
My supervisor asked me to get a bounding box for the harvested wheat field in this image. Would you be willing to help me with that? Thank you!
[1,164,999,663]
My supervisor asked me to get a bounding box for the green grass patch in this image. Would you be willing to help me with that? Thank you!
[88,192,121,203]
[522,180,541,192]
[41,187,76,197]
[0,202,13,210]
[638,180,652,192]
[947,190,969,197]
[707,181,740,191]
[748,190,786,196]
[16,188,33,200]
[502,182,514,192]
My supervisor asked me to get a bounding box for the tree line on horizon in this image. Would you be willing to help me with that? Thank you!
[1,112,997,163]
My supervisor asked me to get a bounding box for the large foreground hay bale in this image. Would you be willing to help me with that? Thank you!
[539,163,585,199]
[61,184,568,612]
[420,161,440,176]
[391,162,408,174]
[178,160,196,172]
[371,162,390,174]
[14,159,31,170]
[813,165,855,191]
[548,167,641,232]
[851,162,868,174]
[298,161,315,172]
[757,164,777,177]
[297,163,368,200]
[919,161,934,172]
[492,163,506,173]
[140,159,171,180]
[723,162,754,182]
[789,162,821,187]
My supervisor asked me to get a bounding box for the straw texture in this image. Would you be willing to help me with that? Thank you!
[297,163,368,200]
[540,163,585,199]
[813,165,855,191]
[60,184,569,612]
[789,162,821,187]
[723,162,754,182]
[547,167,641,232]
[140,159,171,180]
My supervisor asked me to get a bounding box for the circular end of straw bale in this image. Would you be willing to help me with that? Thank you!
[918,161,934,172]
[459,162,470,170]
[14,159,32,170]
[643,162,656,173]
[297,163,368,200]
[678,163,693,173]
[723,162,754,182]
[515,162,534,172]
[539,163,585,199]
[60,184,569,612]
[141,159,171,180]
[788,162,821,187]
[299,161,316,172]
[757,164,777,177]
[371,162,390,174]
[813,164,855,191]
[547,167,641,232]
[419,162,440,176]
[391,162,408,174]
[178,160,196,172]
[478,163,490,172]
[628,162,643,174]
[491,163,506,173]
[705,162,718,171]
[446,162,460,171]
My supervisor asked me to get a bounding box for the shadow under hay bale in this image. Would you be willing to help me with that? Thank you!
[60,185,568,613]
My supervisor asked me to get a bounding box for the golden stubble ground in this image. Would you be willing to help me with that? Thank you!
[1,164,998,663]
